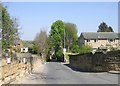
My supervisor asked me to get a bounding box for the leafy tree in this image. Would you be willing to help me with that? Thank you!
[0,4,2,22]
[11,17,21,40]
[23,40,33,48]
[97,22,114,32]
[108,26,114,32]
[28,41,38,54]
[65,22,78,52]
[71,40,80,53]
[0,4,2,31]
[22,40,37,54]
[1,4,20,51]
[49,20,65,61]
[0,4,2,48]
[2,5,13,50]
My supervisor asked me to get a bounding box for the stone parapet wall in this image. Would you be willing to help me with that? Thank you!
[32,54,42,70]
[69,50,120,72]
[0,53,42,85]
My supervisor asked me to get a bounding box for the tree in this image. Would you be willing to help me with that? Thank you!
[11,17,21,40]
[34,33,40,54]
[44,37,52,61]
[65,22,78,52]
[0,4,2,48]
[0,4,2,31]
[28,41,38,54]
[49,20,65,61]
[97,22,114,32]
[71,40,80,53]
[2,4,20,51]
[108,26,114,32]
[34,30,47,57]
[22,40,36,54]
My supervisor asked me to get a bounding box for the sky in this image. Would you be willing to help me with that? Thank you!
[3,2,118,40]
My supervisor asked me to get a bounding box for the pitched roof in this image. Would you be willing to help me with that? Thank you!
[14,40,23,45]
[81,32,119,39]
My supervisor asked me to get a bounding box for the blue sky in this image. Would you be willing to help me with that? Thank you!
[3,2,118,40]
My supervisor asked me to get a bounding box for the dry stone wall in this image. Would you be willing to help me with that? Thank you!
[0,53,42,85]
[69,50,120,72]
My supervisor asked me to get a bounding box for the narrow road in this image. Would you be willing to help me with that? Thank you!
[13,62,118,84]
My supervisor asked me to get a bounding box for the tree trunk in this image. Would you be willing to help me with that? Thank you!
[68,45,69,52]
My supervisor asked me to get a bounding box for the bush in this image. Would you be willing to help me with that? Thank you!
[71,41,92,54]
[109,46,117,51]
[65,53,69,60]
[28,47,38,54]
[71,45,80,53]
[79,45,92,54]
[56,49,64,62]
[71,40,81,53]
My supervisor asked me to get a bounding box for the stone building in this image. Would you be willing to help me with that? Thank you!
[12,40,24,52]
[79,32,119,51]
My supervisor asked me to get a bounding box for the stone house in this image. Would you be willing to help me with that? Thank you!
[12,40,24,52]
[79,32,119,51]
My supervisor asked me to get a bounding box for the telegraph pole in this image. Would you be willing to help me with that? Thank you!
[63,26,66,62]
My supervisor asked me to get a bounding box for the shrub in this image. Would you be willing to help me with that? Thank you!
[71,45,80,53]
[65,53,69,60]
[56,49,64,62]
[79,45,92,54]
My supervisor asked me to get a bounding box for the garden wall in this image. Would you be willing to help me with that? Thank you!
[0,53,42,85]
[69,50,120,72]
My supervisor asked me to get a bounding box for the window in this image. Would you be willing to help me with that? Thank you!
[87,39,90,42]
[109,39,113,42]
[113,39,115,42]
[94,39,98,42]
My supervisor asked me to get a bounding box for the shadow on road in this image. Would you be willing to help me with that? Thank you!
[64,64,80,72]
[64,63,107,73]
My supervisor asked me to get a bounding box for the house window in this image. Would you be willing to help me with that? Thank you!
[109,39,113,42]
[87,39,90,42]
[114,39,115,42]
[94,39,98,42]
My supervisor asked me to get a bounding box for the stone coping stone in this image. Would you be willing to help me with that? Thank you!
[108,71,120,74]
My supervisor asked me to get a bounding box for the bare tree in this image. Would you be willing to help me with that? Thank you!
[34,29,47,58]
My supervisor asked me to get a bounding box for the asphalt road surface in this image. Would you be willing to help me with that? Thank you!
[13,62,118,84]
